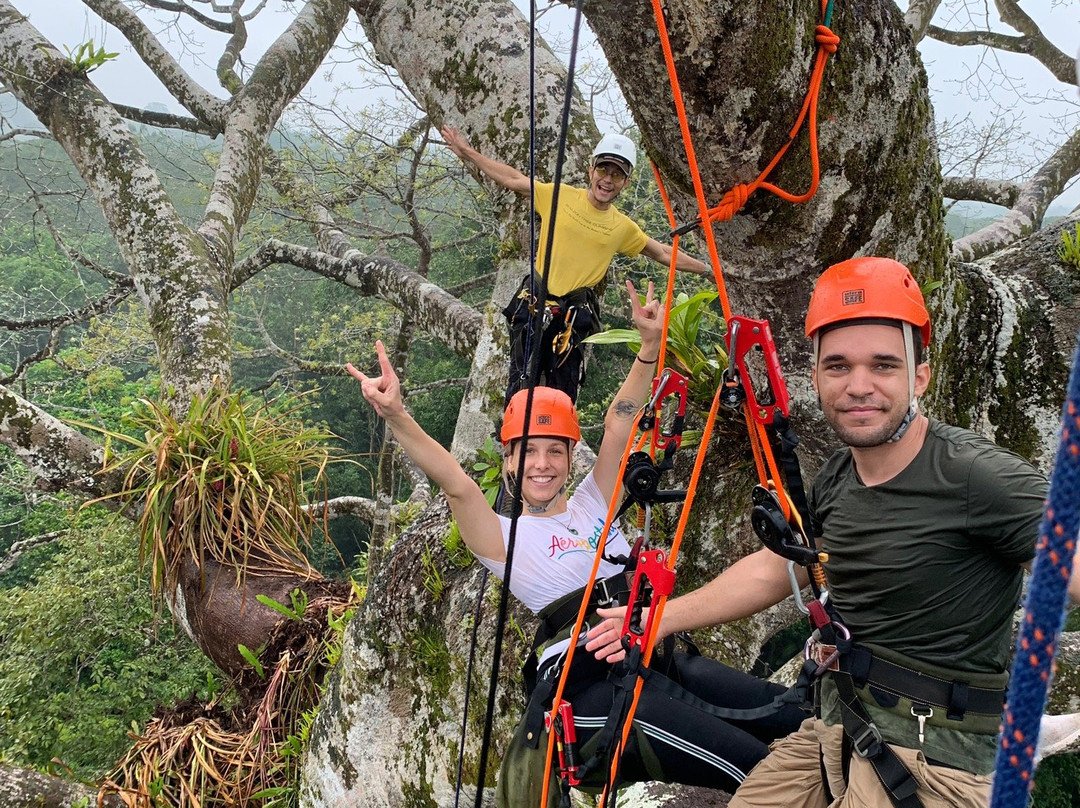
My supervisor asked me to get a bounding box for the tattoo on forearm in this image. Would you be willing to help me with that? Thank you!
[613,398,638,420]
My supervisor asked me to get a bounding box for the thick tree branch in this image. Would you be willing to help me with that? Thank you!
[0,384,123,501]
[237,239,483,359]
[926,26,1025,52]
[995,0,1077,85]
[904,0,943,44]
[928,0,1076,86]
[81,0,228,129]
[0,1,232,394]
[0,763,123,808]
[942,176,1021,208]
[197,0,349,266]
[953,127,1080,262]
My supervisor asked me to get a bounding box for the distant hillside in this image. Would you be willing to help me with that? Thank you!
[945,202,1071,241]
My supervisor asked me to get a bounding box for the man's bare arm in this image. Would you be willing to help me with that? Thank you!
[441,125,531,195]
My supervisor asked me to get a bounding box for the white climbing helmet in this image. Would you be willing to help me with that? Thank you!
[591,133,636,173]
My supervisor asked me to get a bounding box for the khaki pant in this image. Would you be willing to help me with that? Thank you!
[729,718,992,808]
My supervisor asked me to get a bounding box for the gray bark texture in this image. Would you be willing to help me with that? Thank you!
[0,763,124,808]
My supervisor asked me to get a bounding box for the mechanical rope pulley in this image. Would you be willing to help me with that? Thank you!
[724,316,791,425]
[750,484,822,568]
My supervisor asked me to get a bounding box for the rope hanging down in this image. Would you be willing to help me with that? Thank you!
[989,331,1080,808]
[469,2,589,807]
[538,3,839,805]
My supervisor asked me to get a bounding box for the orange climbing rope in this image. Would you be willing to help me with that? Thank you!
[538,2,839,805]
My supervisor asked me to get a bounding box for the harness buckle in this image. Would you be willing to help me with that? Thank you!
[594,576,619,609]
[805,640,840,672]
[851,722,884,758]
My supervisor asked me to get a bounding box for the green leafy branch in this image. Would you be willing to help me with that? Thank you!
[257,588,309,622]
[585,289,728,404]
[472,435,504,507]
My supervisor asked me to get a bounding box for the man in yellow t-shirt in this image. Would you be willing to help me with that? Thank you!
[442,125,709,404]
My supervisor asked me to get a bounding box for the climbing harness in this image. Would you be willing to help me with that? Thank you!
[989,334,1080,807]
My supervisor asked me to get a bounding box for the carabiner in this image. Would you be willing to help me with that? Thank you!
[639,368,689,452]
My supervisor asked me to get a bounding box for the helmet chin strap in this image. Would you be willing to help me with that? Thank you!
[525,485,567,514]
[886,323,918,444]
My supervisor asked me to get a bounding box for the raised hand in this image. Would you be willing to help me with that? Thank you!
[440,125,471,161]
[626,278,662,355]
[345,340,405,420]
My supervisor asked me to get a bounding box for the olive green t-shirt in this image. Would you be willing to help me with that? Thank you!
[810,419,1047,772]
[810,419,1045,672]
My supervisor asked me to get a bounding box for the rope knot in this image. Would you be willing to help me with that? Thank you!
[708,184,751,223]
[815,25,839,54]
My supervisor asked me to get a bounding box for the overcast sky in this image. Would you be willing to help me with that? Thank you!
[6,0,1080,210]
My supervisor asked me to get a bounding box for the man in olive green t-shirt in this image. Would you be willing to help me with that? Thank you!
[441,125,708,405]
[586,257,1080,807]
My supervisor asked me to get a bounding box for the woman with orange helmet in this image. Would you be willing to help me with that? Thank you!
[347,280,662,597]
[348,279,803,806]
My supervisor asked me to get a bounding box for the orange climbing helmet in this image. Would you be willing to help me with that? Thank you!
[500,387,581,446]
[804,257,931,346]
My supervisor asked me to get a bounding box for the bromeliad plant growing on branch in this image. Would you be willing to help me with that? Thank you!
[86,384,335,601]
[78,385,361,807]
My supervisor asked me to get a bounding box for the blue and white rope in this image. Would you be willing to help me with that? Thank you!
[990,330,1080,807]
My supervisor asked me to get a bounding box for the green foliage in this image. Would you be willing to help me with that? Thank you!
[106,584,359,808]
[421,545,445,600]
[442,523,475,569]
[1058,223,1080,271]
[585,289,727,404]
[0,512,215,779]
[52,40,119,75]
[237,644,266,678]
[257,589,309,622]
[83,385,337,600]
[1032,753,1080,808]
[471,435,504,507]
[410,626,451,693]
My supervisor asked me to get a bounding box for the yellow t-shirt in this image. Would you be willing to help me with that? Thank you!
[532,182,648,297]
